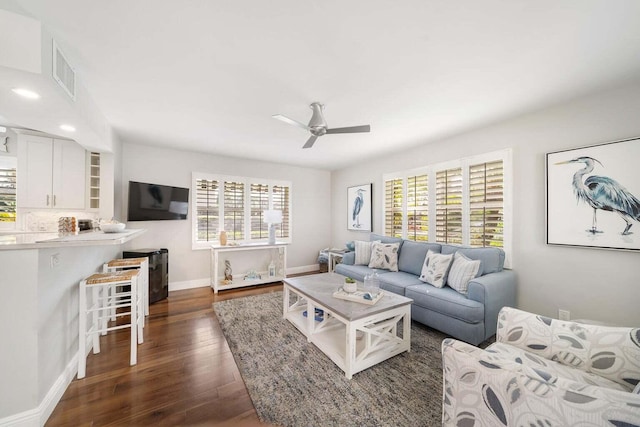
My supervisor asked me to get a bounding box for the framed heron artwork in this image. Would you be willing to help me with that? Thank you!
[347,183,372,232]
[546,136,640,251]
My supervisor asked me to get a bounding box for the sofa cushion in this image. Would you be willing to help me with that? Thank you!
[397,240,441,276]
[405,284,484,324]
[485,342,630,392]
[447,252,481,295]
[368,241,400,271]
[440,245,505,275]
[334,264,389,283]
[377,271,425,295]
[419,250,453,287]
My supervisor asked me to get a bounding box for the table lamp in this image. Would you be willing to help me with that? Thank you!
[263,209,282,245]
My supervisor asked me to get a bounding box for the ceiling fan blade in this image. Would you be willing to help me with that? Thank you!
[326,125,371,134]
[302,135,318,149]
[272,114,309,131]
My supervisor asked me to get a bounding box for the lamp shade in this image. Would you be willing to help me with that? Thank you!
[263,209,282,224]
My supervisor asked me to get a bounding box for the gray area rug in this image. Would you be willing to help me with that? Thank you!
[213,291,448,427]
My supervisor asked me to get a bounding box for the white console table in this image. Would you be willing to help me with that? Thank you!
[210,243,287,293]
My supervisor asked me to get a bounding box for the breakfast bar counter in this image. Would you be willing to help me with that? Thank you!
[0,229,145,250]
[0,228,146,423]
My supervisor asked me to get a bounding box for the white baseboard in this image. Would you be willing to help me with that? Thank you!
[168,278,210,292]
[168,265,320,292]
[0,354,78,427]
[0,409,38,427]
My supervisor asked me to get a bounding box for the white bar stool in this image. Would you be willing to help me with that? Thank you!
[78,269,144,379]
[103,257,150,317]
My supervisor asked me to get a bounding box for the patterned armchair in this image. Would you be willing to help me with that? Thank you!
[442,307,640,426]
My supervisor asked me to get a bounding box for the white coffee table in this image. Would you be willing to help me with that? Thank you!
[283,273,413,379]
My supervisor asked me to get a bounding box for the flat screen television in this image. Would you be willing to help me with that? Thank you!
[127,181,189,221]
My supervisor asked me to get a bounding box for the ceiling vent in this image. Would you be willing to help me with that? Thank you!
[52,40,76,101]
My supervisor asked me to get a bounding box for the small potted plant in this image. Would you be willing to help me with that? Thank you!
[343,277,357,293]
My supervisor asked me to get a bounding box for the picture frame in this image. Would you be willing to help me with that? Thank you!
[347,183,372,232]
[546,136,640,251]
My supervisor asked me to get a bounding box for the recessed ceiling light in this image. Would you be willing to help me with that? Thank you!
[11,88,40,99]
[60,124,76,132]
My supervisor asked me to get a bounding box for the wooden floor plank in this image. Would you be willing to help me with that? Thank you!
[46,282,284,426]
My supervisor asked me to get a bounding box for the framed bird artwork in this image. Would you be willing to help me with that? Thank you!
[546,136,640,251]
[347,184,372,232]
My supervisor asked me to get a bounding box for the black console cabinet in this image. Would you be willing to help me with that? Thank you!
[123,248,169,304]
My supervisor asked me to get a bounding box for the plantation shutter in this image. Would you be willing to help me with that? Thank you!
[224,181,244,241]
[272,185,290,238]
[250,183,269,239]
[407,174,428,241]
[384,178,403,238]
[435,168,463,244]
[469,160,504,247]
[195,179,219,242]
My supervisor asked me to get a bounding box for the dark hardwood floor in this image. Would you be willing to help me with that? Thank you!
[46,283,284,426]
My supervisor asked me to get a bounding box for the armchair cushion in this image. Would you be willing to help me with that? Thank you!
[497,307,640,391]
[442,307,640,427]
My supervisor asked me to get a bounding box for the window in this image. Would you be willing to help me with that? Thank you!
[469,160,504,248]
[0,157,17,228]
[384,178,403,238]
[407,174,428,241]
[272,185,290,239]
[192,173,292,248]
[195,179,219,242]
[435,168,463,244]
[383,149,511,265]
[224,181,244,241]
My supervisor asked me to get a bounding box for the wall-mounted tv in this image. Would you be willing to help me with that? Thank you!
[127,181,189,221]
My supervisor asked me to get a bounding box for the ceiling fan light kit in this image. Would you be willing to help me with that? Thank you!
[273,102,370,149]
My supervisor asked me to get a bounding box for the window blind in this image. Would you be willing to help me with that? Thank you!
[224,181,244,241]
[469,160,504,247]
[273,185,290,238]
[250,183,269,239]
[435,167,463,244]
[195,179,219,242]
[407,174,428,241]
[384,178,403,238]
[0,165,16,223]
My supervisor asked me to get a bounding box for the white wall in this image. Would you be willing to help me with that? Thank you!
[120,142,332,289]
[332,80,640,327]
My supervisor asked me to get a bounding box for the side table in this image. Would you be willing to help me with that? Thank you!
[327,249,346,273]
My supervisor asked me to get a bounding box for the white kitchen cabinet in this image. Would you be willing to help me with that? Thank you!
[18,134,86,209]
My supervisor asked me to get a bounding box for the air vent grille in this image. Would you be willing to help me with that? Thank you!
[52,40,76,101]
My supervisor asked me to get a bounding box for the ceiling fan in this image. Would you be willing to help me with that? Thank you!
[272,102,370,149]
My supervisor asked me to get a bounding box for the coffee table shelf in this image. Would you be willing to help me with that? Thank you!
[283,273,412,379]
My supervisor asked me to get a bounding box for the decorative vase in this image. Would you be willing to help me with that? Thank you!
[219,230,227,246]
[224,260,232,281]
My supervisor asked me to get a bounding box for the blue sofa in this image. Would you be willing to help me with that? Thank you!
[335,234,516,345]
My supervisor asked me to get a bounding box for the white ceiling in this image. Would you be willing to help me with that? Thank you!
[7,0,640,170]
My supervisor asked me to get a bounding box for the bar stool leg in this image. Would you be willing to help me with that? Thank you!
[92,285,101,354]
[130,276,138,366]
[78,279,87,379]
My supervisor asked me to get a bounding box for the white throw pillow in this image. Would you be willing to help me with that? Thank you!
[447,252,481,295]
[419,250,453,288]
[368,242,400,271]
[354,240,379,265]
